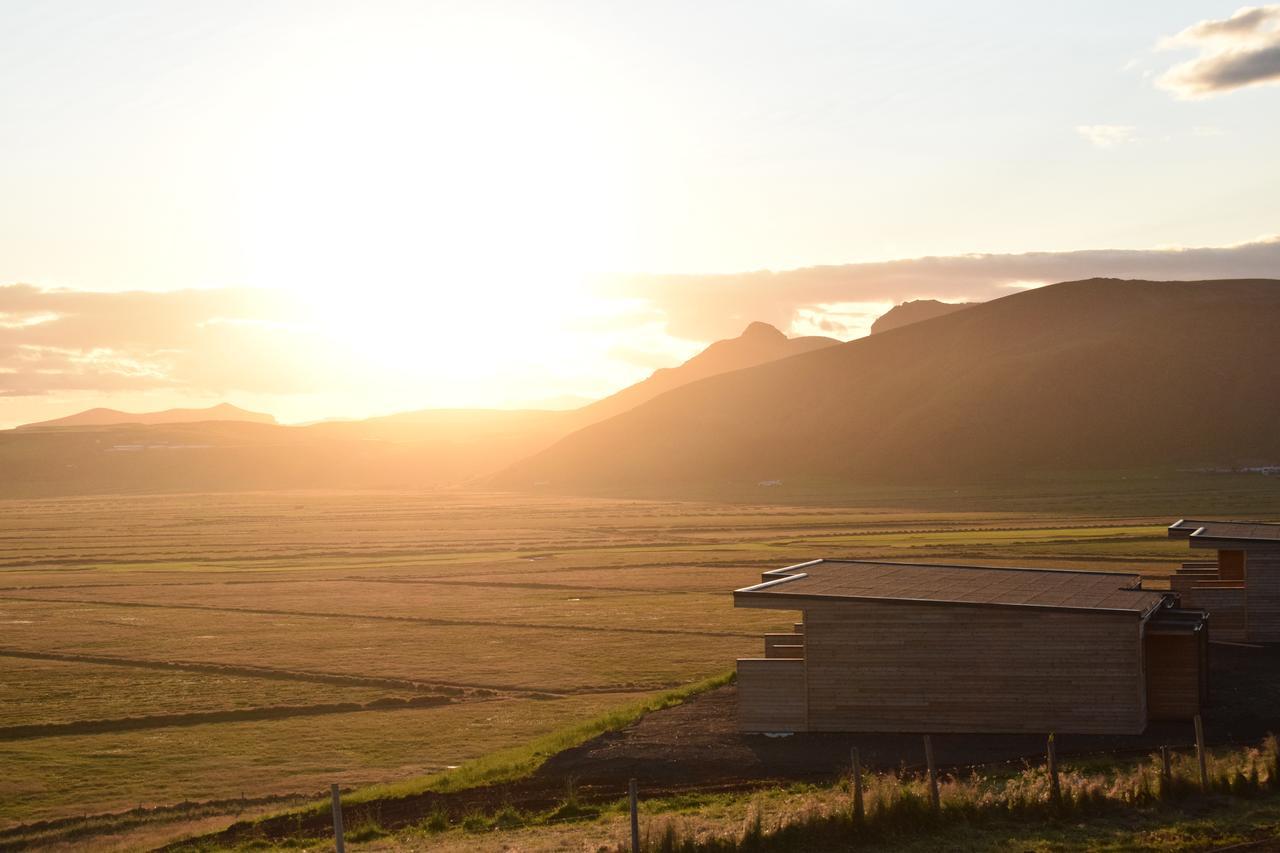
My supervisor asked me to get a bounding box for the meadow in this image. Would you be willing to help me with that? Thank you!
[2,478,1279,847]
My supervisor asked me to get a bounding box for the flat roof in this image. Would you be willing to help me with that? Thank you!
[734,559,1166,616]
[1168,519,1280,543]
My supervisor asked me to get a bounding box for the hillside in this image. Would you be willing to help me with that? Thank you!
[0,323,833,497]
[496,279,1280,489]
[16,402,275,429]
[870,299,975,334]
[576,321,838,423]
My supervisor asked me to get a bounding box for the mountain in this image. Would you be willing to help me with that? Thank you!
[870,299,976,335]
[16,403,276,430]
[496,279,1280,489]
[0,323,834,497]
[577,322,839,424]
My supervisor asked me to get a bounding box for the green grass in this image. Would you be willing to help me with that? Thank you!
[163,672,734,850]
[3,485,1276,847]
[347,670,734,803]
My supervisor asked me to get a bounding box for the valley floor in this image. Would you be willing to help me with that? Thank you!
[2,478,1279,848]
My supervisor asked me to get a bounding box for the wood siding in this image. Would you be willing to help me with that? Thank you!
[1245,550,1280,642]
[1184,586,1247,641]
[737,658,805,732]
[1218,549,1246,582]
[801,601,1146,734]
[1145,633,1201,719]
[764,633,805,658]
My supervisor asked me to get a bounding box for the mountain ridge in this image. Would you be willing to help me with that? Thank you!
[16,402,276,430]
[871,299,976,335]
[495,278,1280,490]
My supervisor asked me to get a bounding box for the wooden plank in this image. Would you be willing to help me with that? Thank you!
[801,600,1145,734]
[736,658,806,732]
[1145,633,1201,719]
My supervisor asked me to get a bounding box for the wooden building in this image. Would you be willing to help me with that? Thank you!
[1168,519,1280,643]
[735,560,1207,735]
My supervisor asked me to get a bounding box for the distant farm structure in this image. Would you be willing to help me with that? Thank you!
[734,558,1209,735]
[1169,519,1280,642]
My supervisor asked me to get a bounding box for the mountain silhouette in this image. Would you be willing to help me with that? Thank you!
[577,322,838,424]
[496,279,1280,489]
[16,402,276,430]
[870,299,976,335]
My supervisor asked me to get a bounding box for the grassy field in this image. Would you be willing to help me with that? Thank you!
[3,480,1279,847]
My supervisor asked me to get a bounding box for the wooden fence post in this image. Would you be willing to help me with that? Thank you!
[629,777,640,853]
[851,747,864,823]
[1047,733,1061,805]
[330,784,345,853]
[1161,745,1172,791]
[1194,714,1209,792]
[923,735,940,812]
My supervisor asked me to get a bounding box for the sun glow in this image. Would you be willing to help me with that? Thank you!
[229,6,649,407]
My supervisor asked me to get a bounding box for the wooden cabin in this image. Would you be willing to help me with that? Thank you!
[1168,519,1280,642]
[734,560,1207,735]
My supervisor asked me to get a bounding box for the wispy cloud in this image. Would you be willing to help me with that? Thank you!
[1076,125,1139,148]
[0,286,333,398]
[5,236,1280,405]
[1158,5,1280,97]
[608,236,1280,341]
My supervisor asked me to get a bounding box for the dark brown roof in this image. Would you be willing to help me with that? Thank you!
[735,559,1165,615]
[1168,519,1280,543]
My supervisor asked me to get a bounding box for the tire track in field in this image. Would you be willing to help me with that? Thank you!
[0,594,758,639]
[0,648,681,698]
[0,694,462,741]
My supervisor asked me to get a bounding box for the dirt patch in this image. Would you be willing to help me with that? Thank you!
[180,643,1280,848]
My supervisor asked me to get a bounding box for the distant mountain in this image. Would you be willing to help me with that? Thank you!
[16,403,276,430]
[871,299,976,335]
[577,322,839,424]
[496,279,1280,490]
[0,323,834,497]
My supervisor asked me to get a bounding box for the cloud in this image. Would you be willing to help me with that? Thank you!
[605,236,1280,341]
[1158,5,1280,97]
[5,236,1280,405]
[1076,125,1139,148]
[0,286,334,398]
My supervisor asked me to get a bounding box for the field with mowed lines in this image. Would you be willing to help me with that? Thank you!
[1,482,1275,846]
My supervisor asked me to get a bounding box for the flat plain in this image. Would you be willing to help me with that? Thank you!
[2,478,1278,845]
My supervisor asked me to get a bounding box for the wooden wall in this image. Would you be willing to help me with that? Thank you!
[1185,585,1247,641]
[1219,549,1246,582]
[1245,549,1280,642]
[763,633,805,658]
[801,601,1147,734]
[737,658,805,732]
[1145,633,1201,719]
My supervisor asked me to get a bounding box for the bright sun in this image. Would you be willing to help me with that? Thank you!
[227,6,643,406]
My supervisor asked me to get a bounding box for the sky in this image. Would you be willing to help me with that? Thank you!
[2,1,1279,426]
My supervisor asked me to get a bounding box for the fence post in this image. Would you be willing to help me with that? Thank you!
[1047,733,1061,806]
[629,777,640,853]
[1161,745,1172,791]
[330,784,345,853]
[851,747,864,823]
[923,735,940,812]
[1194,714,1209,792]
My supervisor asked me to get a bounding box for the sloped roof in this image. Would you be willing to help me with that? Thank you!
[734,559,1165,616]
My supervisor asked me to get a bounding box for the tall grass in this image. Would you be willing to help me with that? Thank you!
[633,735,1280,852]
